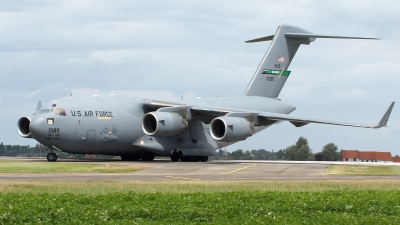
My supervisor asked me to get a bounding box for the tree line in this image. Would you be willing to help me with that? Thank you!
[0,142,45,157]
[0,142,114,158]
[218,137,340,161]
[1,136,340,161]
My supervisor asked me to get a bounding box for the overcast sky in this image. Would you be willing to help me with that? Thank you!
[1,0,399,155]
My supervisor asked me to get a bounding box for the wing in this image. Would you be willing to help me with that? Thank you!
[258,101,394,128]
[145,99,395,129]
[190,102,395,129]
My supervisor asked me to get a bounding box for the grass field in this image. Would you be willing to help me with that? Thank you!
[1,162,400,224]
[0,161,148,173]
[2,180,400,194]
[325,165,400,176]
[0,186,399,224]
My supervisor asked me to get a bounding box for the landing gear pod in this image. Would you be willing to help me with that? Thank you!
[210,117,253,142]
[142,112,188,137]
[17,117,33,138]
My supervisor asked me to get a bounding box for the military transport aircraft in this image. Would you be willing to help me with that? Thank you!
[17,24,394,162]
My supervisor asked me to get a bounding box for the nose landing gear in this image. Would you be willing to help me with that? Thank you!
[46,152,57,162]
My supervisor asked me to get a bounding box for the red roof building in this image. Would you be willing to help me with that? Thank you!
[393,156,400,163]
[341,150,359,161]
[341,149,394,163]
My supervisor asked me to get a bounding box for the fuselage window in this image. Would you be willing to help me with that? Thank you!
[58,108,66,116]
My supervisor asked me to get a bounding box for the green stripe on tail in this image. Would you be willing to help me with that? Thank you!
[261,69,291,76]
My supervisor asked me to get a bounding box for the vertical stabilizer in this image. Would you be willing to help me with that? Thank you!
[243,24,313,98]
[243,24,378,98]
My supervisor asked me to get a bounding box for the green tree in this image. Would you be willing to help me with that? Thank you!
[250,150,257,158]
[285,145,296,160]
[256,149,267,160]
[285,137,313,161]
[217,149,224,157]
[0,142,3,156]
[231,149,244,160]
[243,150,251,160]
[321,143,339,161]
[276,149,285,159]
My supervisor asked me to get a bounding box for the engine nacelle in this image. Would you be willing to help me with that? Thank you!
[17,117,33,138]
[210,116,253,142]
[142,112,188,137]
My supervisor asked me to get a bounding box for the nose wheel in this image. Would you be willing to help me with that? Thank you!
[47,152,58,162]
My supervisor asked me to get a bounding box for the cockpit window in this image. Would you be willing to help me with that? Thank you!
[38,108,66,116]
[52,108,58,115]
[40,108,51,114]
[58,108,66,116]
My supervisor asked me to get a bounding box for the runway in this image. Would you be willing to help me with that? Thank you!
[1,157,400,181]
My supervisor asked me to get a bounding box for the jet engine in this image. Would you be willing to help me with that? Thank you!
[210,116,253,142]
[142,112,188,137]
[17,117,33,138]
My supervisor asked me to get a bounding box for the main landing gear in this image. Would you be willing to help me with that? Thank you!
[46,152,57,162]
[178,155,208,162]
[170,149,208,162]
[120,153,155,161]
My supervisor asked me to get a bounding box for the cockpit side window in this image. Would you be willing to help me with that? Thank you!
[58,108,66,116]
[40,109,51,114]
[52,108,58,115]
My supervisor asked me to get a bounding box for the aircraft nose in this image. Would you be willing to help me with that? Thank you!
[29,115,46,139]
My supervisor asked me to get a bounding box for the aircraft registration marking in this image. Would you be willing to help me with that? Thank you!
[221,164,257,175]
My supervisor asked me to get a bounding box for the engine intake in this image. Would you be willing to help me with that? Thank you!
[142,112,188,137]
[18,117,33,138]
[210,116,252,142]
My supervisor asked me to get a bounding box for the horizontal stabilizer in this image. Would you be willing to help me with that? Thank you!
[245,35,274,43]
[245,34,379,43]
[284,33,380,40]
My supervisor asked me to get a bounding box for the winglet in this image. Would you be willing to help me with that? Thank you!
[374,102,395,128]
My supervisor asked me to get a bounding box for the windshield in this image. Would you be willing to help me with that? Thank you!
[38,108,66,116]
[39,108,51,114]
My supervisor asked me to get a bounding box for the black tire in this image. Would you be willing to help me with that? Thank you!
[47,153,57,162]
[142,154,155,161]
[190,156,198,162]
[120,155,129,161]
[180,156,197,162]
[180,156,188,162]
[200,156,209,162]
[171,155,180,162]
[130,155,141,161]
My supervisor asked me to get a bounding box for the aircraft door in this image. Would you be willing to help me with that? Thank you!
[84,130,96,147]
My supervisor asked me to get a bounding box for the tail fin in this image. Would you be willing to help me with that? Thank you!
[243,24,379,98]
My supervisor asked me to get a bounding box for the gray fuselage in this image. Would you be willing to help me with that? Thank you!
[27,95,295,156]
